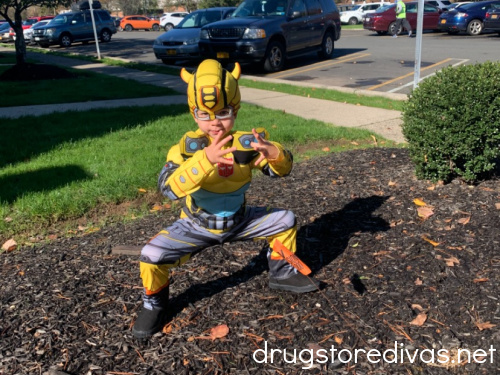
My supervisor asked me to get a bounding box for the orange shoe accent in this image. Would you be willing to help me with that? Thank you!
[273,239,311,276]
[145,282,169,296]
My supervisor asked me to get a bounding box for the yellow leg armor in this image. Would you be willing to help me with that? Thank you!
[140,253,192,294]
[268,226,297,260]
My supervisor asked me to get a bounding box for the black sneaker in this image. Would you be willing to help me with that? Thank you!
[132,305,167,339]
[269,273,320,293]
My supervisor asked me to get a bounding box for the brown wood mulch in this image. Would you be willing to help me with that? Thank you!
[1,148,499,375]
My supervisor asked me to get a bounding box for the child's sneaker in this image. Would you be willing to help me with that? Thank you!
[408,31,412,37]
[269,273,320,293]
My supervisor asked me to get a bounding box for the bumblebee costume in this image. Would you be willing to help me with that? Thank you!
[132,60,319,339]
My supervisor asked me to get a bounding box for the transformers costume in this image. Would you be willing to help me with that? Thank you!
[132,60,319,339]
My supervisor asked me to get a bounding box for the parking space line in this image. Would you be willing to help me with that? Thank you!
[388,59,469,93]
[367,58,454,91]
[270,53,372,79]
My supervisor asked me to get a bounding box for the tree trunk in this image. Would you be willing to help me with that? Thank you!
[14,9,27,65]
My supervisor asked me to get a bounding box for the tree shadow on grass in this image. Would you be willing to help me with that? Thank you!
[165,195,390,318]
[0,165,91,204]
[0,105,187,169]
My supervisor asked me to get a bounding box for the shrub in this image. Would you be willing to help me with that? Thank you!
[402,62,500,183]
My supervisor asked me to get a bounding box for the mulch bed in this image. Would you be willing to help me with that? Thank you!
[1,148,499,375]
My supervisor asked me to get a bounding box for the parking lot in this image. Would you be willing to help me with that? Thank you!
[37,28,500,95]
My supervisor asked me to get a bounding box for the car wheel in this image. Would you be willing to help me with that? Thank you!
[467,19,483,36]
[152,24,160,31]
[101,29,112,43]
[59,33,72,48]
[348,17,358,25]
[263,40,285,73]
[318,31,334,59]
[125,24,133,32]
[389,21,401,36]
[164,23,174,31]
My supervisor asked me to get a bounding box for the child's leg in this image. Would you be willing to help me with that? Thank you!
[133,218,221,338]
[230,207,319,292]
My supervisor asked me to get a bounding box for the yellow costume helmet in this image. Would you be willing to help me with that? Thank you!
[180,59,241,120]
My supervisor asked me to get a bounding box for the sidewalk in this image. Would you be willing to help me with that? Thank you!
[0,50,406,143]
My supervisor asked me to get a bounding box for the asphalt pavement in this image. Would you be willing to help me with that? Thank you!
[0,48,407,143]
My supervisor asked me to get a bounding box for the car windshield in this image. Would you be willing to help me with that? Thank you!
[232,0,288,17]
[351,5,362,11]
[375,4,395,13]
[176,10,223,28]
[50,14,71,25]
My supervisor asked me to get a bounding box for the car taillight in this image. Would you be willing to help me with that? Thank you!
[485,12,490,19]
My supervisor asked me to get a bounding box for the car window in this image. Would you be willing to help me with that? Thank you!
[200,10,222,26]
[423,4,438,12]
[72,14,84,24]
[177,12,201,28]
[290,0,307,17]
[306,0,322,15]
[376,4,394,13]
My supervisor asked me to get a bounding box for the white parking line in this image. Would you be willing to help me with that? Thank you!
[388,58,470,93]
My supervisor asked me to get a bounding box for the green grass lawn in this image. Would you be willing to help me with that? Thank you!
[0,47,403,247]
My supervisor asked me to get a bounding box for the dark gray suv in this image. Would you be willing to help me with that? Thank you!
[199,0,341,72]
[32,9,116,48]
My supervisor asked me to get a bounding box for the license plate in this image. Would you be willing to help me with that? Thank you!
[440,19,446,24]
[492,14,498,19]
[166,49,176,55]
[217,52,229,59]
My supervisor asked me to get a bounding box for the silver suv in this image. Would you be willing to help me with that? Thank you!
[32,9,116,48]
[340,2,385,25]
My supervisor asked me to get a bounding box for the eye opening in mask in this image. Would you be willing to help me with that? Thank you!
[194,106,233,121]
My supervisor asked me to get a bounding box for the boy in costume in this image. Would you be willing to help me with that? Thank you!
[132,59,319,339]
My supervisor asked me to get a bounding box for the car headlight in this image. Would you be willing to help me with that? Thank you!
[183,38,199,45]
[200,29,209,39]
[46,28,56,36]
[242,28,266,39]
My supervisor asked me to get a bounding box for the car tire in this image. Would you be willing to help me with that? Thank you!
[164,23,174,31]
[466,19,483,36]
[152,24,160,31]
[348,17,358,25]
[389,21,401,36]
[125,24,133,32]
[101,29,112,43]
[318,31,334,59]
[263,40,285,73]
[59,33,72,48]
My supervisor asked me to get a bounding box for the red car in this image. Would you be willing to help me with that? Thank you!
[363,2,441,35]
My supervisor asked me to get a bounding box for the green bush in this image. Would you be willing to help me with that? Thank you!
[402,62,500,183]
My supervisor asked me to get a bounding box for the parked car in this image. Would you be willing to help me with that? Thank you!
[153,7,235,64]
[199,0,341,73]
[340,2,385,25]
[120,15,160,31]
[0,22,11,41]
[14,19,51,43]
[23,16,54,27]
[438,0,500,35]
[484,6,500,33]
[337,3,355,13]
[159,11,189,31]
[425,0,452,11]
[363,2,441,35]
[32,9,116,47]
[444,2,472,12]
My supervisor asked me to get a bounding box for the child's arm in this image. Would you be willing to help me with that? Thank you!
[250,128,293,177]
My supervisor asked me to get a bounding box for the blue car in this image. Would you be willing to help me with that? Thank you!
[153,7,235,64]
[438,0,500,35]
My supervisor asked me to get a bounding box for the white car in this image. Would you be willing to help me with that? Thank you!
[340,2,386,25]
[159,12,189,31]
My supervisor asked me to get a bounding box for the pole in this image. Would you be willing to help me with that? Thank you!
[89,0,101,60]
[413,0,424,89]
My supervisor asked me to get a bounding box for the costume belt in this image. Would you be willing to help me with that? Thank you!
[183,201,245,231]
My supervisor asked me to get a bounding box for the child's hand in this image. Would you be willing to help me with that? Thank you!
[250,128,279,166]
[204,132,237,165]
